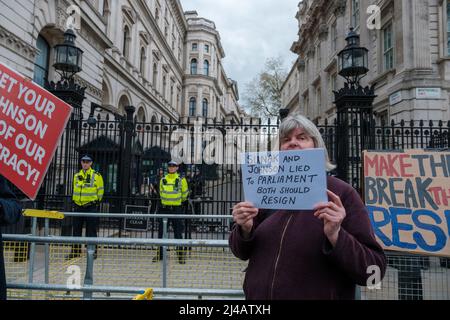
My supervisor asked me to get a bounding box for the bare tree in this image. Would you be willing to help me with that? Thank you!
[243,57,288,119]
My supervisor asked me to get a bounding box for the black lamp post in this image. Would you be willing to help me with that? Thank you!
[43,28,86,219]
[337,28,369,86]
[53,29,84,80]
[334,28,376,186]
[88,103,125,127]
[45,28,85,121]
[279,108,290,122]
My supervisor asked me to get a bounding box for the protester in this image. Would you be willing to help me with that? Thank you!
[229,113,387,300]
[0,176,22,300]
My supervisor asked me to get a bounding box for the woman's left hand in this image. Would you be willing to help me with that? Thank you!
[313,190,346,247]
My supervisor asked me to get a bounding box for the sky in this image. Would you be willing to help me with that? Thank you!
[181,0,299,102]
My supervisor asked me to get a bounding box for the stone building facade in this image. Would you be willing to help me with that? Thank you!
[281,58,300,114]
[284,0,450,124]
[0,0,244,124]
[182,11,243,123]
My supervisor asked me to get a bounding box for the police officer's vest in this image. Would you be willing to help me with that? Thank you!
[72,168,104,206]
[159,173,188,206]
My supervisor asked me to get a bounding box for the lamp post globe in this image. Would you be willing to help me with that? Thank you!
[53,29,84,80]
[337,28,368,86]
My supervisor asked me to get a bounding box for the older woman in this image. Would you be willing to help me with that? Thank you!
[229,114,386,300]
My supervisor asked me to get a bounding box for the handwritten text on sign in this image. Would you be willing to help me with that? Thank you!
[242,149,328,210]
[364,150,450,257]
[0,62,72,199]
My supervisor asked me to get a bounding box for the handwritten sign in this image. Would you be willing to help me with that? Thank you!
[241,149,328,210]
[364,149,450,257]
[124,205,150,231]
[0,62,72,199]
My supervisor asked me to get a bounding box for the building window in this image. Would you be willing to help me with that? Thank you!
[102,0,110,16]
[170,84,174,106]
[379,110,388,126]
[351,0,360,29]
[192,43,198,51]
[34,35,50,87]
[331,22,337,53]
[383,23,394,71]
[102,0,111,25]
[204,44,209,53]
[316,44,321,72]
[329,73,337,101]
[162,75,167,99]
[304,95,309,118]
[204,60,210,76]
[447,1,450,55]
[153,63,158,88]
[137,107,146,123]
[202,99,208,118]
[189,97,196,116]
[140,47,146,76]
[155,7,160,22]
[191,59,198,75]
[316,87,321,114]
[123,25,131,58]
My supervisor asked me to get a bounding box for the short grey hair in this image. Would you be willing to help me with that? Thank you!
[277,114,336,172]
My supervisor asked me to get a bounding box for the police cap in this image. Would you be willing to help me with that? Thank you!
[81,155,93,162]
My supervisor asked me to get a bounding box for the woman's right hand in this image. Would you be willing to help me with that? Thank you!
[232,202,259,237]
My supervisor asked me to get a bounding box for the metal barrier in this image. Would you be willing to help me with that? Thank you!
[3,212,246,300]
[4,212,450,300]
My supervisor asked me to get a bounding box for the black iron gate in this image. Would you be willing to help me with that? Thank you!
[31,111,450,215]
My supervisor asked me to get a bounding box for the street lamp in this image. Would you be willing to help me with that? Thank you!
[45,28,85,121]
[337,28,368,86]
[334,28,376,185]
[42,28,86,221]
[53,29,84,80]
[279,108,290,121]
[88,102,125,127]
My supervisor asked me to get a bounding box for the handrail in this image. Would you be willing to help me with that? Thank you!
[3,234,229,247]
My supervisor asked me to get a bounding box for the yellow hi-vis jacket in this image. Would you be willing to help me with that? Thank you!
[72,168,104,206]
[159,173,188,206]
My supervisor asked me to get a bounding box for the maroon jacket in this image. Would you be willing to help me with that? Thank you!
[229,176,386,300]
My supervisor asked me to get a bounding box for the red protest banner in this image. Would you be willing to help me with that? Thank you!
[0,62,72,199]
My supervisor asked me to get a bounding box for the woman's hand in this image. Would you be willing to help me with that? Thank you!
[232,202,259,238]
[314,190,346,247]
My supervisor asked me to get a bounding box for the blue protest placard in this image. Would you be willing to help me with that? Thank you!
[241,149,328,210]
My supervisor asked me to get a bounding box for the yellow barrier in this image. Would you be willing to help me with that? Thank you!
[133,288,153,300]
[23,210,65,220]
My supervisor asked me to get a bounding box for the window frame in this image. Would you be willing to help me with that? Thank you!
[382,22,394,71]
[33,35,50,87]
[140,47,146,76]
[331,21,337,53]
[123,25,131,59]
[202,98,208,118]
[351,0,360,29]
[152,62,158,88]
[203,60,210,76]
[446,0,450,56]
[191,58,198,75]
[189,97,197,116]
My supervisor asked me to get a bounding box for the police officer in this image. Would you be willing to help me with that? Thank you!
[153,160,189,264]
[67,155,104,259]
